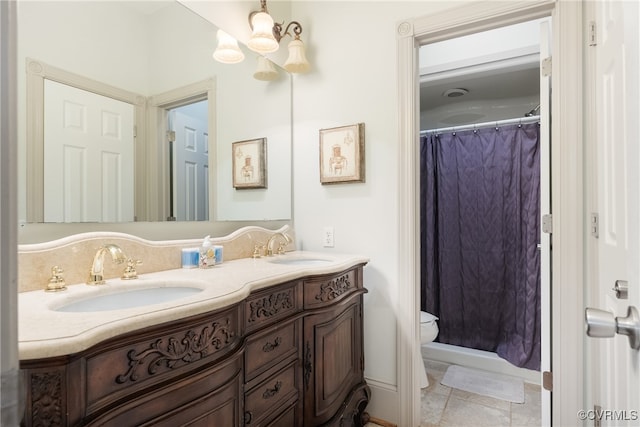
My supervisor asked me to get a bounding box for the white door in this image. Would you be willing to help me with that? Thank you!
[44,80,134,222]
[170,105,209,221]
[586,0,640,425]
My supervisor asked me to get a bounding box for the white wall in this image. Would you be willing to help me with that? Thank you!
[289,1,470,422]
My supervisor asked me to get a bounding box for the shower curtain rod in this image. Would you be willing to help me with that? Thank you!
[420,115,540,135]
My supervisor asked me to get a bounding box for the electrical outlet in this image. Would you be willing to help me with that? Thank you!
[323,226,335,247]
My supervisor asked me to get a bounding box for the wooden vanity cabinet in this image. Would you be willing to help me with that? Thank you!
[302,267,370,426]
[20,265,369,426]
[22,304,245,427]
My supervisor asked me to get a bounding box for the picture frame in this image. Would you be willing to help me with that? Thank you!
[232,137,267,189]
[319,123,365,184]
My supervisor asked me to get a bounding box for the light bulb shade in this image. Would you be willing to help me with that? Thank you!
[248,12,279,54]
[283,38,310,73]
[254,56,279,81]
[213,30,245,64]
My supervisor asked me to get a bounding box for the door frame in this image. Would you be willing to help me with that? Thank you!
[147,79,216,222]
[396,1,584,426]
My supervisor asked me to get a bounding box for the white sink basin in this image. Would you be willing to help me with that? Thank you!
[55,287,203,313]
[268,257,333,266]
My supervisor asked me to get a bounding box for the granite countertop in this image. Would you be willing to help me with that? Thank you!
[19,251,369,360]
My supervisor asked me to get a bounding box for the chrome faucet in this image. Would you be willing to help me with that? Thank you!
[266,233,291,256]
[87,244,127,285]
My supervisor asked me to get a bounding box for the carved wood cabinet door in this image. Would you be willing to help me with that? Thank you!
[302,298,364,426]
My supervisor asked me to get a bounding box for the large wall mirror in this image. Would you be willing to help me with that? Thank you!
[17,0,292,237]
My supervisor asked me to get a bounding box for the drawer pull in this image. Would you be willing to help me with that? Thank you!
[244,411,253,424]
[262,336,282,352]
[262,381,282,399]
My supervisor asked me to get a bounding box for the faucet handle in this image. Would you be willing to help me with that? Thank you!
[46,266,67,292]
[253,244,264,259]
[277,241,287,255]
[121,258,142,280]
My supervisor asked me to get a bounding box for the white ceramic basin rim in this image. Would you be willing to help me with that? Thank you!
[54,286,203,313]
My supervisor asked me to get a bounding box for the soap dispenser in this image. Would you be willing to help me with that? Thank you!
[199,235,215,268]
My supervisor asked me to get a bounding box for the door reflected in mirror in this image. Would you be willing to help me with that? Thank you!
[43,79,136,223]
[169,100,210,222]
[18,0,292,224]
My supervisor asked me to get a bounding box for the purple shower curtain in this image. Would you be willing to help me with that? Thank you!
[420,123,541,371]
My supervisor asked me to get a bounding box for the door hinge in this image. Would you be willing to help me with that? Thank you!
[590,213,599,238]
[589,21,597,46]
[542,214,553,234]
[541,57,552,77]
[542,370,553,391]
[166,130,176,143]
[133,125,137,138]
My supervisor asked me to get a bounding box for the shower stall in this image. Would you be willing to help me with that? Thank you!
[420,119,541,378]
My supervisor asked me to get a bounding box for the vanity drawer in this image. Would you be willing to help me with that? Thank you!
[83,305,242,412]
[86,348,244,427]
[245,318,300,381]
[245,281,302,333]
[244,361,298,426]
[303,267,362,309]
[265,400,300,427]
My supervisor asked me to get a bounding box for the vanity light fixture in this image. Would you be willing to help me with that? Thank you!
[213,29,245,64]
[248,0,311,74]
[254,56,279,81]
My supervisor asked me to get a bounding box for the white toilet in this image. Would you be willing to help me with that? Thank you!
[418,311,439,388]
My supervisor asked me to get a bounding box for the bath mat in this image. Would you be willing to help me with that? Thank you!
[441,365,525,403]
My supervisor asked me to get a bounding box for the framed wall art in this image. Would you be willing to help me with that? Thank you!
[232,137,267,189]
[319,123,365,184]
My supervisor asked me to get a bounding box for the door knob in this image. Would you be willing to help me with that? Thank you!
[585,308,616,337]
[585,306,640,350]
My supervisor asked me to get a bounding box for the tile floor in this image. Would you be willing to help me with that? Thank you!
[420,359,542,427]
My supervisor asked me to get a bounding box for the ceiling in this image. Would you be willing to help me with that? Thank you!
[420,61,540,114]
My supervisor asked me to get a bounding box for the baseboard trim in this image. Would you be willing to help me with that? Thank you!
[364,378,398,424]
[368,416,398,427]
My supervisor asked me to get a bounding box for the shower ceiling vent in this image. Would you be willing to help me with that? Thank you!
[443,88,469,98]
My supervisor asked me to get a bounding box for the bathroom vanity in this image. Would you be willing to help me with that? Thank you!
[19,244,370,426]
